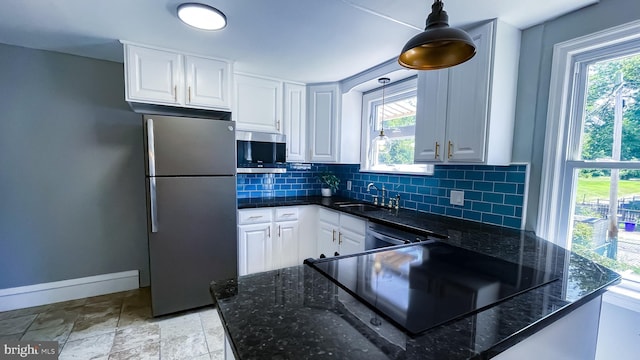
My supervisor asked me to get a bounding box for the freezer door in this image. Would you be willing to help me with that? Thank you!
[145,115,235,176]
[147,176,237,316]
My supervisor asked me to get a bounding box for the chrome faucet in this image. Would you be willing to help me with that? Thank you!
[367,183,381,205]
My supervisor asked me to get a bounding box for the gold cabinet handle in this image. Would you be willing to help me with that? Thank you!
[332,229,336,242]
[188,86,191,103]
[448,140,453,159]
[276,120,280,131]
[338,232,343,245]
[435,142,440,159]
[174,85,177,102]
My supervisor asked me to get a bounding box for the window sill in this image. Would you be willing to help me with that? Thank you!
[603,274,640,312]
[360,164,435,176]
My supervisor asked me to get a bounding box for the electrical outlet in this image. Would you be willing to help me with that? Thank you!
[346,180,352,191]
[450,190,464,206]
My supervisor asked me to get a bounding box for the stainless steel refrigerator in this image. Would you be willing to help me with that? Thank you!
[143,114,237,317]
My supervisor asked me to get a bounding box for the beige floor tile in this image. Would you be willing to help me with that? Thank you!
[210,350,224,360]
[111,323,160,353]
[199,309,222,330]
[20,322,73,346]
[30,310,79,331]
[117,304,152,329]
[59,332,115,360]
[160,333,208,360]
[0,305,51,321]
[203,324,225,353]
[0,333,22,341]
[108,341,160,360]
[0,314,37,335]
[157,313,203,340]
[67,313,119,342]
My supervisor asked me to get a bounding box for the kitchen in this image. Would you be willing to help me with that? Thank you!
[1,0,639,359]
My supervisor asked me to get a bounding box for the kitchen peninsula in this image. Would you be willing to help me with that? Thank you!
[212,197,620,359]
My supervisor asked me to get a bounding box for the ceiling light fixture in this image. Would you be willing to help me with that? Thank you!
[177,3,227,31]
[398,0,475,70]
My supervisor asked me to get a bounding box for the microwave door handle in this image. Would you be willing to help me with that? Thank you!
[370,232,407,246]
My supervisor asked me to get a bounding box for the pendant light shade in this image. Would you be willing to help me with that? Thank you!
[398,0,475,70]
[371,78,391,156]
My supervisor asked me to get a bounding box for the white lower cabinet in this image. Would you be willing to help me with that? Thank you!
[238,206,313,275]
[316,208,366,258]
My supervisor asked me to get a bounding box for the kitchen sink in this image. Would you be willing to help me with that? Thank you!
[336,203,381,212]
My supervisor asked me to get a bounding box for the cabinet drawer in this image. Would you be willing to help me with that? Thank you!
[318,208,340,225]
[275,207,298,222]
[340,214,366,235]
[237,208,273,225]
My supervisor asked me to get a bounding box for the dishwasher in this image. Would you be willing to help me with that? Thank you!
[365,222,441,250]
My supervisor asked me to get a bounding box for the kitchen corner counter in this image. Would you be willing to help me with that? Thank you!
[221,196,621,359]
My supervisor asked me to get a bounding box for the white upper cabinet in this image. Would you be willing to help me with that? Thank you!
[234,74,283,133]
[308,83,339,162]
[283,83,307,162]
[414,19,520,165]
[184,55,230,109]
[123,42,231,111]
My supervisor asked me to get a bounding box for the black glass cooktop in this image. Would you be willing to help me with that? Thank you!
[306,241,560,335]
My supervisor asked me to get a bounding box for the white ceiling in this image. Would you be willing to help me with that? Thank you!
[0,0,598,83]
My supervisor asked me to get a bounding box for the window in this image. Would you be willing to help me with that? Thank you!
[360,77,433,174]
[540,21,640,295]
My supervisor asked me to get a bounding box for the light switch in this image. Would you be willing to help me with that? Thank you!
[450,190,464,206]
[346,180,352,191]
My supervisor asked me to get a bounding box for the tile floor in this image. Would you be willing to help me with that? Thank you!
[0,288,226,360]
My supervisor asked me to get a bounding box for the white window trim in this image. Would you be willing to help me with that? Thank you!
[539,19,640,299]
[359,76,434,175]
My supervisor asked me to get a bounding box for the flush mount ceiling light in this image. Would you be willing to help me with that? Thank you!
[398,0,475,70]
[177,3,227,31]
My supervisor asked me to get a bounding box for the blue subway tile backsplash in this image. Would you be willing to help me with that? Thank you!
[237,163,528,230]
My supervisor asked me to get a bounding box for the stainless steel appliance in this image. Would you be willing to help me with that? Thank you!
[144,114,237,316]
[365,222,431,250]
[236,130,286,173]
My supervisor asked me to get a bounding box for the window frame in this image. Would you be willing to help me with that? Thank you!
[539,19,640,299]
[359,76,433,175]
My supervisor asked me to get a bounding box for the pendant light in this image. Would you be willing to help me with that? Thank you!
[372,77,391,155]
[177,3,227,31]
[398,0,475,70]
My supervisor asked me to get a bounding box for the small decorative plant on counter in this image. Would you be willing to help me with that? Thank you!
[319,172,340,197]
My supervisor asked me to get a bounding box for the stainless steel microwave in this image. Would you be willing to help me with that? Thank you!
[236,131,287,173]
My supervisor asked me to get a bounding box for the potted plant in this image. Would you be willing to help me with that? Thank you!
[318,172,340,197]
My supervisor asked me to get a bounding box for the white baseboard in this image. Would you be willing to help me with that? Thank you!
[0,270,139,312]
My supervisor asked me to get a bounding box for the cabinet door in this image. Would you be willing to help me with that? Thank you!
[414,69,448,163]
[284,83,307,162]
[185,55,230,110]
[125,45,181,105]
[238,223,272,276]
[308,84,339,162]
[317,220,338,258]
[338,229,365,257]
[275,220,300,269]
[445,23,492,162]
[234,74,282,133]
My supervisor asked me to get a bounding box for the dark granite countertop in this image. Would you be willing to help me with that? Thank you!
[216,196,621,359]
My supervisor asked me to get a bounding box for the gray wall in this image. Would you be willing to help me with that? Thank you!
[512,0,640,231]
[0,43,149,289]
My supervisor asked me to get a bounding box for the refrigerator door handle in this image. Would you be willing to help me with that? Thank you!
[147,118,156,177]
[150,177,158,233]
